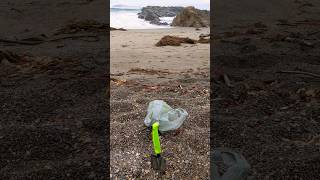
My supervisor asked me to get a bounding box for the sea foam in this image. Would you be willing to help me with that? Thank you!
[110,8,173,29]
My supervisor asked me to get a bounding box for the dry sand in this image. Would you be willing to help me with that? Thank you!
[110,27,210,179]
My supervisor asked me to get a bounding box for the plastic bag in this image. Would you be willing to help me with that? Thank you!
[144,100,188,132]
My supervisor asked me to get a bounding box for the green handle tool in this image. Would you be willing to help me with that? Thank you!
[152,122,161,155]
[151,121,166,172]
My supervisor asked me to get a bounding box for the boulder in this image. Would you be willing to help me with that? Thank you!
[171,6,210,28]
[138,6,184,25]
[139,9,160,21]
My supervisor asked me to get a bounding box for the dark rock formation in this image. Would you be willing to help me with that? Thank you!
[138,6,184,25]
[171,6,210,28]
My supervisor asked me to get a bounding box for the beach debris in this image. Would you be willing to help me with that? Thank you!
[111,78,126,86]
[144,100,188,132]
[144,100,188,173]
[171,6,209,28]
[55,20,108,34]
[156,35,197,46]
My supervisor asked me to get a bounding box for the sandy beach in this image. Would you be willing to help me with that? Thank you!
[110,27,210,179]
[111,28,209,79]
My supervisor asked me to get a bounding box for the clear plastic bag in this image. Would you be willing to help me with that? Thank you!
[144,100,188,132]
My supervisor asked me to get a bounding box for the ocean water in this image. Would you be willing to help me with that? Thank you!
[110,8,174,29]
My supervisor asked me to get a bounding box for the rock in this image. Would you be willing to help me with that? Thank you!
[138,6,184,25]
[155,35,197,46]
[171,6,210,28]
[139,9,160,21]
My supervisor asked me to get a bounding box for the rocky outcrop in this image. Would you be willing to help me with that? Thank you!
[138,6,184,25]
[171,6,210,28]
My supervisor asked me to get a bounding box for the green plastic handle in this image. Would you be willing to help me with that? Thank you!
[152,122,161,155]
